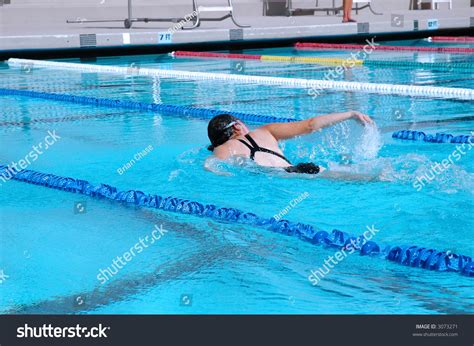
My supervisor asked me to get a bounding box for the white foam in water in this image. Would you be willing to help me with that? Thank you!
[352,124,382,162]
[313,122,382,164]
[317,124,385,180]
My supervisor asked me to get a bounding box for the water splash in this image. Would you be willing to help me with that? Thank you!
[352,124,382,162]
[294,122,382,165]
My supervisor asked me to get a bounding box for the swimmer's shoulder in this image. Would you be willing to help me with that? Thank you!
[213,143,232,159]
[213,139,244,159]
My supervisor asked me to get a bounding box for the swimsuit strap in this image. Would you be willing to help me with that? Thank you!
[243,133,261,150]
[238,134,292,165]
[237,138,257,160]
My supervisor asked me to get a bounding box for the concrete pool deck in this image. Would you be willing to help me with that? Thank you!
[0,0,473,57]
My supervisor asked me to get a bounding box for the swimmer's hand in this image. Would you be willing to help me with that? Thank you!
[351,111,374,126]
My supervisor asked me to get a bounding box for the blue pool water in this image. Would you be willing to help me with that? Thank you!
[0,39,473,314]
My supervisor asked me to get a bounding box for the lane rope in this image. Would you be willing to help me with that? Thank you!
[392,130,474,144]
[0,88,296,124]
[295,42,474,54]
[428,36,474,43]
[5,89,473,142]
[0,111,135,127]
[7,58,474,100]
[172,50,474,71]
[171,51,362,66]
[1,165,472,277]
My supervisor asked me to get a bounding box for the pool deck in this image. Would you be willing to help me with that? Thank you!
[0,0,473,58]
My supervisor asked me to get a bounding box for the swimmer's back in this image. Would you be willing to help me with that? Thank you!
[214,128,290,167]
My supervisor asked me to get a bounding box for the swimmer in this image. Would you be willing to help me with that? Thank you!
[206,111,374,176]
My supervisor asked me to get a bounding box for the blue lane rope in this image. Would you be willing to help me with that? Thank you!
[1,165,472,277]
[0,88,296,125]
[6,88,472,147]
[0,111,136,127]
[392,130,474,144]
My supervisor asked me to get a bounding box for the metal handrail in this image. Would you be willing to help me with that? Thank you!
[67,0,249,29]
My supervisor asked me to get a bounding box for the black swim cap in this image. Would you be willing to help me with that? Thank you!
[207,114,239,151]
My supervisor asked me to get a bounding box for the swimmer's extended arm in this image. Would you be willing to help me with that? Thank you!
[261,111,373,140]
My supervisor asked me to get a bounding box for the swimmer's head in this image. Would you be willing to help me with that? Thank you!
[207,114,249,151]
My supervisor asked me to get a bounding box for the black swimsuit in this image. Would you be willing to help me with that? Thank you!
[237,134,320,175]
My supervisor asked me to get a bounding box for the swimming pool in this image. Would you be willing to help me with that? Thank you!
[0,38,473,314]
